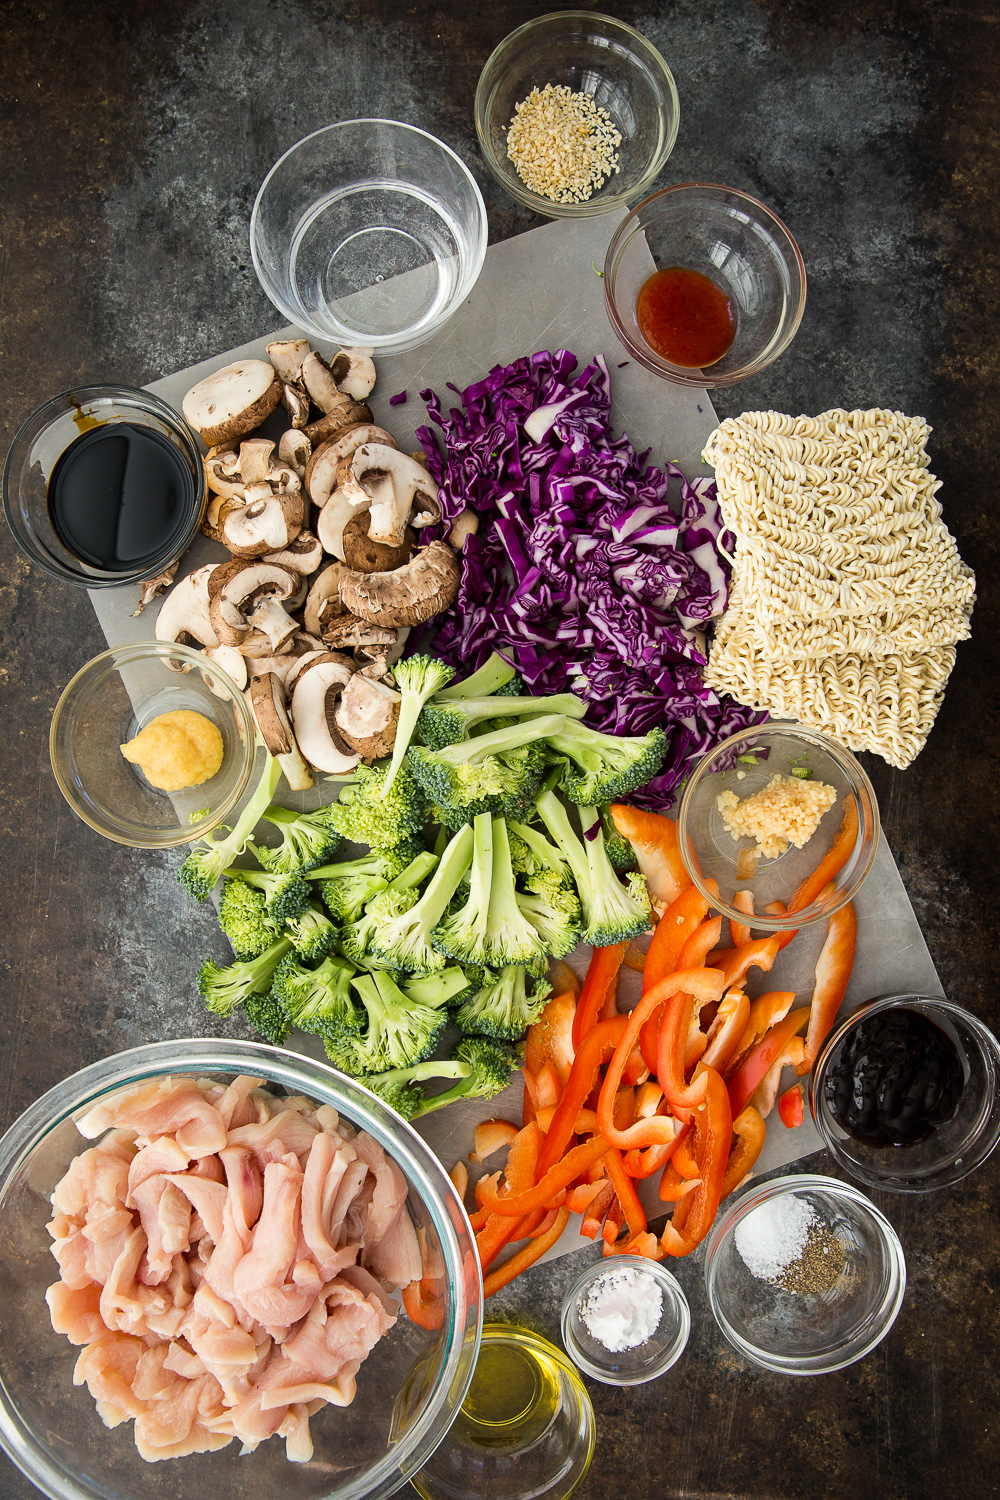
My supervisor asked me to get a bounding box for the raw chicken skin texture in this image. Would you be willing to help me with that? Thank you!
[46,1075,417,1464]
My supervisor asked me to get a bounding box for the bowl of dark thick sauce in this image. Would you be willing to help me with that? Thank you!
[810,995,1000,1192]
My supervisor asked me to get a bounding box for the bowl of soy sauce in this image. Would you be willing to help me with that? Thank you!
[3,386,205,588]
[810,995,1000,1193]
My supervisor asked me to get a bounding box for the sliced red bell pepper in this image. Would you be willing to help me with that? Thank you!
[660,1067,732,1257]
[749,1036,806,1117]
[643,884,713,990]
[726,991,798,1079]
[603,1146,647,1238]
[624,1132,684,1179]
[655,970,729,1115]
[449,1160,469,1200]
[672,1136,701,1179]
[622,937,648,972]
[797,900,857,1073]
[728,1007,810,1117]
[713,935,781,991]
[482,1208,569,1297]
[572,943,628,1048]
[609,803,690,909]
[580,1181,615,1240]
[548,959,582,1002]
[471,1119,520,1163]
[535,1104,599,1136]
[658,1161,701,1202]
[678,914,724,971]
[605,1230,663,1260]
[535,1015,628,1178]
[402,1278,444,1329]
[601,1196,626,1252]
[475,1120,542,1272]
[788,795,859,915]
[702,990,751,1072]
[778,1083,805,1128]
[566,1179,608,1215]
[524,989,578,1090]
[730,889,754,948]
[721,1105,766,1198]
[479,1135,611,1217]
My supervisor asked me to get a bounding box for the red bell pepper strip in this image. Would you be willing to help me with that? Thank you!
[623,937,648,972]
[601,1196,626,1251]
[702,990,751,1072]
[572,943,628,1048]
[566,1179,609,1214]
[549,959,581,1003]
[779,1083,805,1128]
[721,1105,767,1198]
[726,991,798,1079]
[728,1007,810,1117]
[525,1207,561,1239]
[672,1136,701,1179]
[524,990,578,1090]
[479,1135,611,1217]
[449,1160,469,1200]
[475,1121,541,1271]
[749,1037,806,1117]
[713,935,781,991]
[659,1162,701,1202]
[624,1130,685,1179]
[609,803,690,909]
[402,1278,444,1329]
[535,1104,599,1136]
[603,1147,647,1238]
[601,968,726,1147]
[678,914,724,971]
[660,1067,732,1256]
[482,1208,570,1297]
[470,1119,520,1163]
[788,795,859,915]
[797,900,857,1073]
[606,1230,663,1260]
[730,889,754,948]
[643,884,715,990]
[580,1181,615,1240]
[655,971,729,1114]
[535,1015,628,1178]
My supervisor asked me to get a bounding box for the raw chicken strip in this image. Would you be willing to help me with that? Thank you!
[77,1078,227,1159]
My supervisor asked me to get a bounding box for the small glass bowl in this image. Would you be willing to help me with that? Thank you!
[810,995,1000,1193]
[251,119,488,354]
[603,182,807,385]
[560,1257,690,1385]
[0,1039,482,1500]
[49,641,257,847]
[704,1174,906,1376]
[474,11,679,219]
[676,721,879,933]
[2,385,205,588]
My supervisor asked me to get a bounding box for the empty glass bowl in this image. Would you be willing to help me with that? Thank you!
[251,120,488,354]
[603,183,807,384]
[560,1257,690,1385]
[3,385,204,588]
[475,11,679,218]
[810,995,1000,1193]
[704,1175,906,1375]
[676,722,879,933]
[49,641,257,846]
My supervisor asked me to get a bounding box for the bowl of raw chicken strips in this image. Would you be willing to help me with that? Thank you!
[0,1039,481,1500]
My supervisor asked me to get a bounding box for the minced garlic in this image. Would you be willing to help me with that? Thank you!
[716,773,837,860]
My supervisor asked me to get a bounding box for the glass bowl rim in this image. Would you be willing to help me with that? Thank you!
[809,993,1000,1192]
[0,1037,483,1500]
[602,180,808,385]
[559,1254,690,1385]
[48,639,257,848]
[675,720,880,931]
[473,9,680,220]
[249,117,489,349]
[703,1171,906,1375]
[2,384,206,588]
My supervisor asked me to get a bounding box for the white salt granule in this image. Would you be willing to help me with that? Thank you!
[734,1194,817,1281]
[581,1266,663,1353]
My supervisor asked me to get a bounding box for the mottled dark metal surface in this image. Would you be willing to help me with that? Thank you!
[0,1,997,1496]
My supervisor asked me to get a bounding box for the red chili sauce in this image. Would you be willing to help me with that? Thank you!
[635,266,735,368]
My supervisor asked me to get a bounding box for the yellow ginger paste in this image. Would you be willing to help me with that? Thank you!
[716,773,837,860]
[120,709,224,792]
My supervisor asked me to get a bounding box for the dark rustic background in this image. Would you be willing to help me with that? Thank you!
[1,2,997,1497]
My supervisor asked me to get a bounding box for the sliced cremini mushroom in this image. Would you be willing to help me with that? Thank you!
[305,424,397,509]
[321,614,399,650]
[208,559,300,652]
[304,399,373,445]
[278,428,312,480]
[284,647,354,694]
[219,485,305,558]
[304,561,351,636]
[204,437,298,499]
[182,359,282,447]
[202,644,248,696]
[355,626,410,678]
[334,672,399,760]
[283,381,311,428]
[328,348,377,400]
[265,529,323,576]
[290,657,360,774]
[248,673,314,791]
[301,351,344,413]
[447,509,479,551]
[340,444,441,547]
[265,339,311,384]
[342,511,414,573]
[338,540,461,627]
[315,489,361,562]
[132,558,180,616]
[155,564,219,653]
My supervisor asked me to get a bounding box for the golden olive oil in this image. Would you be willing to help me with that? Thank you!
[456,1327,561,1448]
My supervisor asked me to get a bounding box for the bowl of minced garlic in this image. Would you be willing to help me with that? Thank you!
[50,642,256,847]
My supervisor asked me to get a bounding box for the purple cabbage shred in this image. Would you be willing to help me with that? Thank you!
[389,390,408,407]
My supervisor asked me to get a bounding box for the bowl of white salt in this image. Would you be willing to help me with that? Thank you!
[560,1257,690,1385]
[704,1174,906,1375]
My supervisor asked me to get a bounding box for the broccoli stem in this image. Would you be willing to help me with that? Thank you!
[434,653,517,700]
[433,714,570,767]
[408,823,476,928]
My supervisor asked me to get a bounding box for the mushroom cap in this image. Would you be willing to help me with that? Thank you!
[341,511,415,573]
[264,529,324,576]
[305,424,397,509]
[304,400,373,445]
[182,360,283,447]
[284,648,355,694]
[265,339,311,383]
[219,488,304,558]
[290,659,360,775]
[329,348,377,401]
[303,561,351,636]
[208,559,298,647]
[155,564,219,651]
[341,443,441,548]
[338,540,461,628]
[334,672,399,761]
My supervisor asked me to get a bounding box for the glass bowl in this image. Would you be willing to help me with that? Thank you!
[603,183,807,385]
[412,1324,594,1500]
[676,721,879,933]
[3,385,205,588]
[49,641,257,847]
[474,11,679,219]
[560,1256,690,1385]
[251,120,488,354]
[0,1038,482,1500]
[810,995,1000,1193]
[704,1174,906,1375]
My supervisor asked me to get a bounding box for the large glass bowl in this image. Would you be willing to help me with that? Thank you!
[0,1039,482,1500]
[250,120,488,354]
[475,11,679,219]
[604,183,807,385]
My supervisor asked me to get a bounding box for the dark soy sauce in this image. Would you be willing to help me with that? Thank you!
[47,423,196,573]
[824,1007,966,1148]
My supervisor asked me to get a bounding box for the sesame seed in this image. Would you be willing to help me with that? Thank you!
[506,83,622,205]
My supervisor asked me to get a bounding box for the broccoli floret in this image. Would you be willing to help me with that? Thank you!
[226,867,310,925]
[494,674,525,698]
[366,823,475,974]
[384,655,455,793]
[516,875,582,960]
[243,990,292,1045]
[177,756,283,900]
[507,820,575,885]
[327,762,427,852]
[271,952,361,1038]
[335,851,440,964]
[312,849,428,925]
[408,717,566,823]
[348,968,452,1072]
[197,935,293,1017]
[536,791,651,947]
[455,964,552,1041]
[256,804,341,874]
[284,903,339,961]
[405,1036,522,1117]
[218,877,278,960]
[600,805,638,873]
[361,1058,471,1120]
[545,723,667,805]
[417,691,587,751]
[432,815,550,972]
[433,653,518,700]
[402,967,476,1008]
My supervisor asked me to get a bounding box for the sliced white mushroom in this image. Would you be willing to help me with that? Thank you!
[205,438,301,500]
[209,560,299,651]
[132,558,180,616]
[305,424,397,509]
[322,615,400,650]
[155,565,219,654]
[202,644,249,697]
[334,672,399,760]
[283,381,311,428]
[447,509,479,550]
[248,674,314,791]
[220,486,304,558]
[265,339,311,383]
[304,399,372,445]
[182,359,282,447]
[278,428,312,480]
[265,529,323,576]
[338,540,461,627]
[329,348,377,400]
[304,561,351,636]
[290,658,360,774]
[301,351,344,413]
[340,444,440,547]
[316,489,363,562]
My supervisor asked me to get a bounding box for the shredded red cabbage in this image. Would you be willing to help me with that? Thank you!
[413,348,764,808]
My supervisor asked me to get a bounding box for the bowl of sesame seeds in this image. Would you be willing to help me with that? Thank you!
[474,11,679,218]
